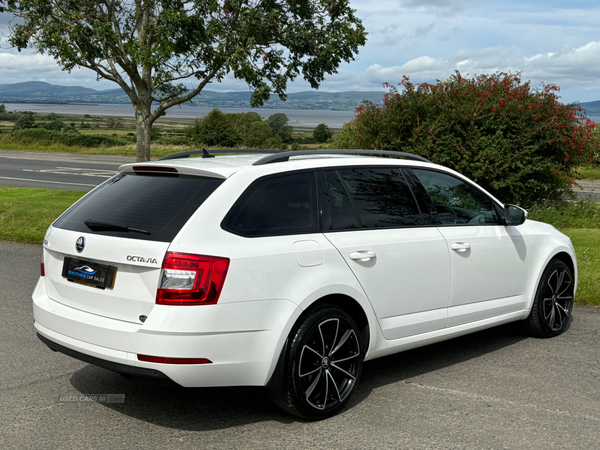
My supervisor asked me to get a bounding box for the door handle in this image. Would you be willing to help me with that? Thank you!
[450,242,471,253]
[349,250,376,261]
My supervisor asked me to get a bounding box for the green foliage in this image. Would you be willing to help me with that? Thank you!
[0,103,5,113]
[244,121,273,148]
[337,72,599,206]
[291,143,301,151]
[12,114,36,131]
[528,199,600,229]
[327,125,361,149]
[185,109,297,148]
[185,109,238,148]
[268,113,293,143]
[313,123,333,143]
[10,128,130,147]
[1,0,366,161]
[41,120,63,131]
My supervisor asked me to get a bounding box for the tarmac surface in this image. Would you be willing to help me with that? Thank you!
[1,240,599,449]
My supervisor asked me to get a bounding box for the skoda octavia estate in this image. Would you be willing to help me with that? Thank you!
[33,149,577,419]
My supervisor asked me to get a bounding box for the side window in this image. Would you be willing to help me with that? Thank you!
[412,169,499,225]
[337,167,423,228]
[323,171,360,230]
[223,173,317,237]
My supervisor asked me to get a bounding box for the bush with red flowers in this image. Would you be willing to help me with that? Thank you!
[332,72,598,206]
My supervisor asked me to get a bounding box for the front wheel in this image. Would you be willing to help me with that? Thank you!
[526,259,574,338]
[276,306,363,419]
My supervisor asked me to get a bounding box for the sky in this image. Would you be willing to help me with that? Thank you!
[0,0,599,103]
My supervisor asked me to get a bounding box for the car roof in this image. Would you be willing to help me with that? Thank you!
[119,152,434,179]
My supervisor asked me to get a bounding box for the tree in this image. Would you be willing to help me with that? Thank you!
[1,1,366,161]
[268,113,293,143]
[245,121,273,148]
[313,123,333,142]
[12,114,36,131]
[0,103,6,113]
[332,72,599,206]
[186,108,238,147]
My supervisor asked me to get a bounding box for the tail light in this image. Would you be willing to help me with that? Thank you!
[41,249,45,277]
[156,252,230,305]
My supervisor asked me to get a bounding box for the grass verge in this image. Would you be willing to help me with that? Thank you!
[0,187,84,244]
[577,167,600,180]
[1,187,598,305]
[560,229,600,305]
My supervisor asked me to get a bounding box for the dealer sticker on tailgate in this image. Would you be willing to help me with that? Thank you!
[62,257,117,289]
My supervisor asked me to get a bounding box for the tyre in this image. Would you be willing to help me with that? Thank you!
[276,305,363,419]
[526,259,574,338]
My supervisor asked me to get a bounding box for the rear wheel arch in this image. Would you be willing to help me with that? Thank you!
[266,294,372,418]
[306,294,371,354]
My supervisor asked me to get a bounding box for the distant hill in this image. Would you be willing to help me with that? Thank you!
[0,81,385,111]
[580,100,600,116]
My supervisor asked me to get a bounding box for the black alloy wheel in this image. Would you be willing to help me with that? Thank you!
[276,306,363,419]
[527,259,574,337]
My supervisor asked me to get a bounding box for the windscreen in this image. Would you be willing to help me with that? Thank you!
[53,173,223,242]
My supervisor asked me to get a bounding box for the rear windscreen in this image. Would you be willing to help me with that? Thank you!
[53,173,223,242]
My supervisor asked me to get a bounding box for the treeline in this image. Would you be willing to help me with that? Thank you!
[185,108,333,150]
[0,106,134,147]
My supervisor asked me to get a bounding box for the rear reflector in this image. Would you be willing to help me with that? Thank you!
[156,252,230,305]
[137,355,212,364]
[41,263,45,277]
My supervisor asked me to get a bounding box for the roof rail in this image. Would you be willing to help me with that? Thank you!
[159,149,283,161]
[252,149,431,165]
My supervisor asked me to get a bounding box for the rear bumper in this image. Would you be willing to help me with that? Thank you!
[33,277,300,387]
[37,332,170,381]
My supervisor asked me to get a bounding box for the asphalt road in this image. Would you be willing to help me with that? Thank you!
[1,241,599,449]
[2,149,600,198]
[0,150,134,191]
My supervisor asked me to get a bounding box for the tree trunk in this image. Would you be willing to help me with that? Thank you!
[134,101,152,162]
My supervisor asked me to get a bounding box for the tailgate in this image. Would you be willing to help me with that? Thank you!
[42,227,168,323]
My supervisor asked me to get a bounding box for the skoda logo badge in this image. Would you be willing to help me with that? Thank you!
[76,236,85,253]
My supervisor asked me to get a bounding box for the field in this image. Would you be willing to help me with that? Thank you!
[0,110,324,157]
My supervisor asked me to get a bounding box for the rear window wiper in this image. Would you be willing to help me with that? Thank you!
[84,219,151,235]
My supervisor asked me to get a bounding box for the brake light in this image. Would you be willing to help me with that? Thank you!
[137,355,212,364]
[156,252,230,305]
[133,166,178,174]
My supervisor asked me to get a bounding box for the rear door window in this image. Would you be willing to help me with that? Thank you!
[53,173,223,242]
[336,167,423,228]
[223,173,317,237]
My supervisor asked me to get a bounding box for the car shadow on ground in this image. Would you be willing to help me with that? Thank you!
[68,321,529,429]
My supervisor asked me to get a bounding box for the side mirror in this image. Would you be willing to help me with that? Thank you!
[504,204,527,226]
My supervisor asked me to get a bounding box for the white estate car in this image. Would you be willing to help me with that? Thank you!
[33,149,577,419]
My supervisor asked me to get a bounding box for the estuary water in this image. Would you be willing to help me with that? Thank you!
[3,102,597,128]
[2,103,356,129]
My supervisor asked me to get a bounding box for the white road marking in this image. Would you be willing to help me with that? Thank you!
[0,176,97,187]
[22,167,116,178]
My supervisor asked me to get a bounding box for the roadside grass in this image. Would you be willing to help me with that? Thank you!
[0,187,84,244]
[577,167,600,180]
[527,199,600,228]
[560,228,600,305]
[0,135,188,158]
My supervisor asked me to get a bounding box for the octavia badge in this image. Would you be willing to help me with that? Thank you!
[76,236,85,253]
